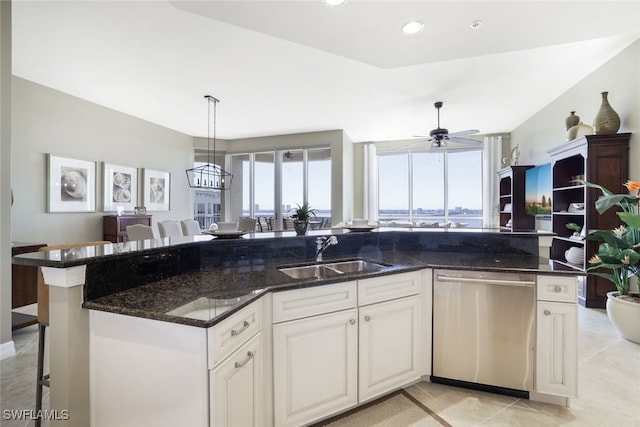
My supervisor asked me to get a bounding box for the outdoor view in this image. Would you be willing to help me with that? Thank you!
[378,150,483,227]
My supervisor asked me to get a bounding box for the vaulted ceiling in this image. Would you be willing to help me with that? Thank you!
[11,0,640,143]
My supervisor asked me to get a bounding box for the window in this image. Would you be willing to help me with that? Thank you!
[378,149,483,227]
[230,148,332,230]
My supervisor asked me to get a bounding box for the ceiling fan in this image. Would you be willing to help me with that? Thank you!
[407,101,480,149]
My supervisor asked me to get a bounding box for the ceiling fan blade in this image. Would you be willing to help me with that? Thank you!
[447,136,482,145]
[396,138,432,150]
[448,129,479,137]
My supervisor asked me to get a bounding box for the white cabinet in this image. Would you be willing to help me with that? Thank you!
[90,298,267,427]
[273,308,359,427]
[210,333,264,427]
[272,270,428,425]
[358,295,421,402]
[535,275,578,399]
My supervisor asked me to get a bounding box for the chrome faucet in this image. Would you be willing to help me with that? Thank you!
[316,236,338,262]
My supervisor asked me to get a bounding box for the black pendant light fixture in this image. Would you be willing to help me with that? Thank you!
[186,95,233,190]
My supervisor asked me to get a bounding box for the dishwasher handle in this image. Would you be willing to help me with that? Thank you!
[436,274,535,287]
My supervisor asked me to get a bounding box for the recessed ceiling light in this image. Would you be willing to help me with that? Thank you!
[323,0,346,6]
[402,20,424,35]
[470,20,482,29]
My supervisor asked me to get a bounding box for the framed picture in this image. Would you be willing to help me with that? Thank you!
[103,162,138,212]
[48,154,97,213]
[142,168,170,211]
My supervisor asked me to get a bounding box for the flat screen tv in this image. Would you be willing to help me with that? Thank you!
[525,163,552,215]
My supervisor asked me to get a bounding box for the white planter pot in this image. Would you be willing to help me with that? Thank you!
[606,291,640,344]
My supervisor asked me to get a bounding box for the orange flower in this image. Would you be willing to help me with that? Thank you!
[623,180,640,192]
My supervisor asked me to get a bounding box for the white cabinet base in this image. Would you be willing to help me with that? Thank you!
[211,333,263,427]
[273,309,358,427]
[359,295,422,402]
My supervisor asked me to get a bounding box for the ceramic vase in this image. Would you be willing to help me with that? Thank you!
[593,91,620,135]
[565,111,579,130]
[606,291,640,344]
[293,220,309,236]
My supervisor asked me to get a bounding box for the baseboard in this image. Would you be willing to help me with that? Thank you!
[529,391,570,407]
[0,340,16,360]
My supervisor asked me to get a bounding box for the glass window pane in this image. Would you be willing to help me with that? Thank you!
[412,152,444,219]
[448,150,483,227]
[308,148,331,220]
[254,152,275,218]
[282,150,304,215]
[378,153,409,217]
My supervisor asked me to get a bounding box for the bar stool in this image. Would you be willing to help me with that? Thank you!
[35,241,110,427]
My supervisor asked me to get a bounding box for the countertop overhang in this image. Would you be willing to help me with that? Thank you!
[13,227,573,328]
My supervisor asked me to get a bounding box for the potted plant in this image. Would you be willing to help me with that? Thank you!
[290,202,316,236]
[584,180,640,344]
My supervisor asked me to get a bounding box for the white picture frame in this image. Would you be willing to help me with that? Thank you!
[47,154,96,213]
[142,168,170,211]
[103,162,138,212]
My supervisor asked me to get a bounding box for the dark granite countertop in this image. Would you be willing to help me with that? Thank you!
[13,227,573,329]
[83,248,573,328]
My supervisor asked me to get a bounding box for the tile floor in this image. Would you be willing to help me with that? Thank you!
[1,305,638,427]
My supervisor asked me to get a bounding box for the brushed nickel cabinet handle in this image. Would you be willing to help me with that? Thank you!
[349,319,356,325]
[231,320,250,336]
[235,351,254,368]
[544,309,551,316]
[554,285,563,293]
[364,315,371,322]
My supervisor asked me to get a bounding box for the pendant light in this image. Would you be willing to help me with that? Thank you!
[186,95,233,190]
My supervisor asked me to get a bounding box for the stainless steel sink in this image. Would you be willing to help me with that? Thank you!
[278,259,390,280]
[278,264,344,280]
[325,259,388,274]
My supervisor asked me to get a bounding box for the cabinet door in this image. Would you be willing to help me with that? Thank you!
[359,295,422,402]
[211,333,263,427]
[273,309,358,427]
[536,301,577,397]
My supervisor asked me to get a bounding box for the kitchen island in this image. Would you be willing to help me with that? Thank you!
[13,228,579,427]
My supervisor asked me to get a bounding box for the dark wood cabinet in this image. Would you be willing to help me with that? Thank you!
[547,133,630,308]
[498,165,535,231]
[103,215,152,243]
[11,242,47,330]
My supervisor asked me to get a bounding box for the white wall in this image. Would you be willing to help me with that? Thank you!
[1,0,13,352]
[512,39,640,169]
[11,77,194,245]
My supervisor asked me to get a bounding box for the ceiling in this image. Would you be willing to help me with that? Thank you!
[11,0,640,143]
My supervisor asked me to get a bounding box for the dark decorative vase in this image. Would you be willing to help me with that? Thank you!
[293,220,309,236]
[565,111,579,130]
[593,91,620,135]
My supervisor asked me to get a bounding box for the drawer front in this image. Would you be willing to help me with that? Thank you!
[537,275,578,303]
[358,271,420,306]
[272,281,357,323]
[208,299,262,368]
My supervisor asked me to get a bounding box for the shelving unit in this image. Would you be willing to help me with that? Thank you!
[547,133,630,308]
[498,166,534,231]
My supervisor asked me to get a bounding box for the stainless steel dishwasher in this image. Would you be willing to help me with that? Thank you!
[432,269,535,397]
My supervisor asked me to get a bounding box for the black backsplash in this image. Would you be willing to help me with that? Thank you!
[84,231,539,301]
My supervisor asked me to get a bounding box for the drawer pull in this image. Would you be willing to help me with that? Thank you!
[554,285,563,293]
[231,320,250,337]
[544,309,551,316]
[364,315,371,322]
[349,319,356,325]
[235,351,254,368]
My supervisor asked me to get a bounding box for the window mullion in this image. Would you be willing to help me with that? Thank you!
[408,153,413,222]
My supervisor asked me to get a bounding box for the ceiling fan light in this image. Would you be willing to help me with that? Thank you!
[323,0,346,7]
[402,20,424,35]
